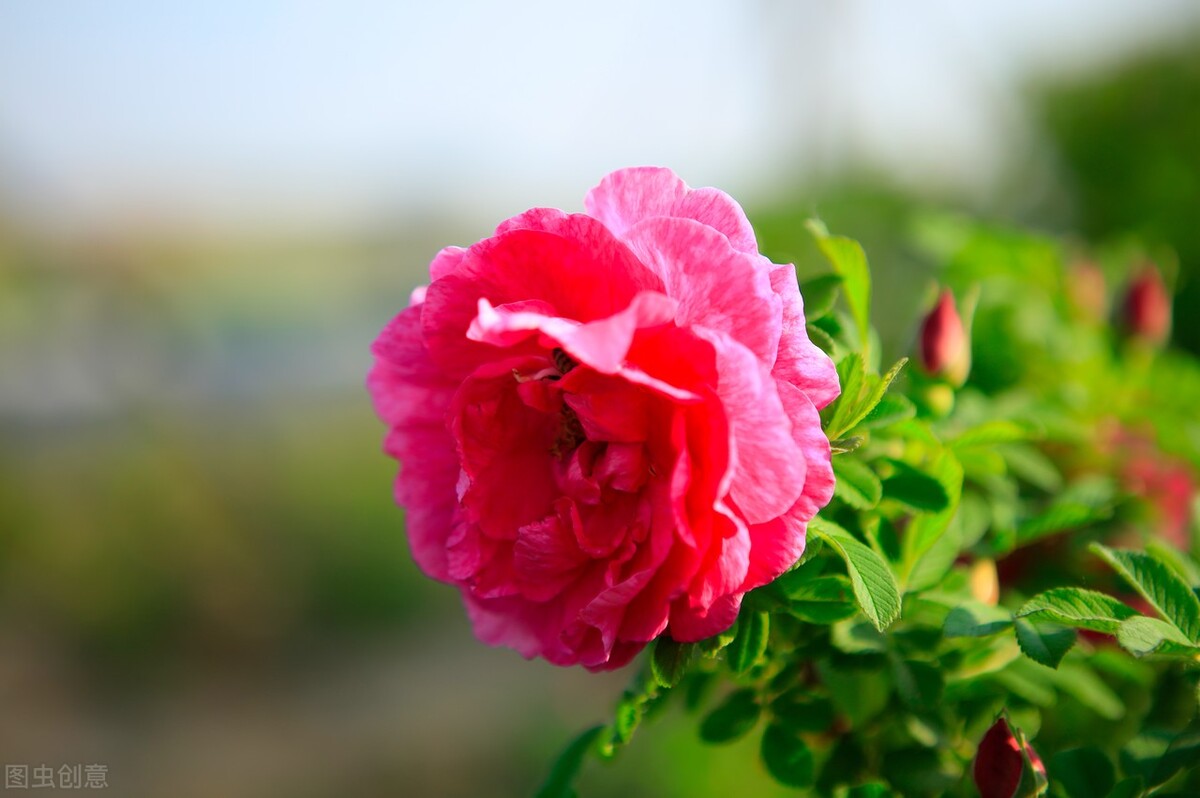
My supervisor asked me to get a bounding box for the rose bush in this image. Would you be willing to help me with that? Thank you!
[368,167,839,669]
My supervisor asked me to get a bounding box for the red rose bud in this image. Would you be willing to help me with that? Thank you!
[1121,264,1171,345]
[973,716,1048,798]
[919,289,969,386]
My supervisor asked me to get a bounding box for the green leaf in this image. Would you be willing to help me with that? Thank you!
[847,784,891,798]
[1053,662,1125,720]
[951,420,1036,449]
[862,392,916,429]
[650,638,692,689]
[534,725,604,798]
[1091,544,1200,641]
[806,322,837,355]
[1145,539,1200,588]
[838,358,908,435]
[1150,717,1200,788]
[726,610,769,674]
[882,461,951,512]
[699,688,760,744]
[833,457,883,509]
[811,518,901,631]
[1017,588,1138,634]
[1115,616,1199,658]
[1017,502,1111,545]
[758,724,816,787]
[799,273,842,321]
[944,602,1013,637]
[830,435,865,455]
[770,691,836,733]
[1000,443,1063,492]
[1104,777,1144,798]
[1050,747,1115,798]
[900,450,964,591]
[1014,617,1076,668]
[761,723,816,789]
[781,574,859,624]
[823,353,866,440]
[806,219,871,349]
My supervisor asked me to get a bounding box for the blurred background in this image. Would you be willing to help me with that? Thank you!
[2,1,1199,795]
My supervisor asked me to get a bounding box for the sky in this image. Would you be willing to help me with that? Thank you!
[2,0,1199,233]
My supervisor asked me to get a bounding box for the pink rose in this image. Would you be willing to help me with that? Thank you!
[368,167,839,669]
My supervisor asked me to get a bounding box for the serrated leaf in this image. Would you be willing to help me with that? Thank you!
[761,722,816,788]
[799,273,842,321]
[806,219,871,349]
[811,518,901,631]
[945,602,1013,637]
[727,610,769,674]
[1091,544,1200,641]
[1049,747,1115,798]
[882,461,951,512]
[833,457,883,509]
[823,353,866,440]
[806,322,837,355]
[534,725,604,798]
[862,392,916,429]
[838,358,909,435]
[1014,617,1075,668]
[1115,616,1199,658]
[699,688,760,744]
[1017,588,1138,634]
[1145,539,1200,588]
[650,638,692,689]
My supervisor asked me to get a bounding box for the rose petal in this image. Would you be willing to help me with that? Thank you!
[624,217,782,366]
[769,262,840,410]
[423,220,663,378]
[695,328,806,525]
[584,166,758,253]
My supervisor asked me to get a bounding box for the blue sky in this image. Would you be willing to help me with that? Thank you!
[2,0,1198,232]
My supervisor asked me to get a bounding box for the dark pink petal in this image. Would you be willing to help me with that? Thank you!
[769,262,840,410]
[449,358,560,541]
[624,217,782,366]
[469,290,678,374]
[422,221,663,378]
[668,592,743,642]
[512,499,589,601]
[368,305,461,581]
[561,371,653,444]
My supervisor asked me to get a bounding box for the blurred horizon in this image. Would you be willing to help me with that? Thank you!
[3,0,1200,239]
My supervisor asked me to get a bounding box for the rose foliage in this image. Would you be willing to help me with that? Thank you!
[370,172,1200,796]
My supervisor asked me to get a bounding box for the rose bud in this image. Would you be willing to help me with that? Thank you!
[919,289,970,387]
[368,168,840,670]
[973,716,1048,798]
[1121,263,1171,345]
